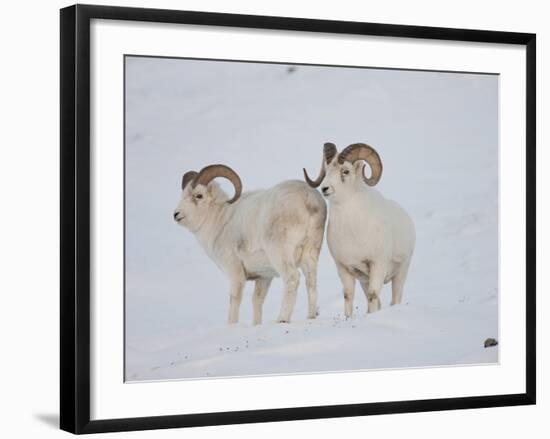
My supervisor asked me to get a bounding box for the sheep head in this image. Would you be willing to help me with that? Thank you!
[174,164,242,231]
[303,142,383,198]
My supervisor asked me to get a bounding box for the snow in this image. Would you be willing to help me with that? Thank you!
[124,56,499,382]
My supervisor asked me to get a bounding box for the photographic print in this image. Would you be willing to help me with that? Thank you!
[124,55,498,382]
[60,6,535,433]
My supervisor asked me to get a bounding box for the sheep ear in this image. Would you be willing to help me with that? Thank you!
[205,179,220,194]
[353,161,370,178]
[356,162,373,180]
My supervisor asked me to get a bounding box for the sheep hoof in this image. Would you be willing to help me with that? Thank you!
[277,319,290,324]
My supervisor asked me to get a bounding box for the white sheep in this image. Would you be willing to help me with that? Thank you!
[174,164,326,325]
[304,143,415,316]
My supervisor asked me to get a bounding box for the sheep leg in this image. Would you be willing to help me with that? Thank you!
[300,257,319,319]
[366,263,384,313]
[336,262,356,318]
[228,276,246,325]
[391,260,410,306]
[252,277,272,325]
[358,278,370,310]
[275,262,300,323]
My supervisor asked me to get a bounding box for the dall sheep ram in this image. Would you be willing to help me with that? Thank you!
[304,143,415,316]
[174,164,326,325]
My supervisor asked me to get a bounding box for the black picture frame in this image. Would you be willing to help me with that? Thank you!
[60,4,536,434]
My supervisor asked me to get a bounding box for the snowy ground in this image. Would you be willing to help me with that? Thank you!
[124,57,498,382]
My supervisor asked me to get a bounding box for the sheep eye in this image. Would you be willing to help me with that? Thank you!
[342,169,350,175]
[195,194,203,199]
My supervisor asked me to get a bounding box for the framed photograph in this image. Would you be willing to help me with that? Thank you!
[60,4,536,434]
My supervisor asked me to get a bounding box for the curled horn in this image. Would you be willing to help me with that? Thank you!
[181,171,198,190]
[303,142,338,188]
[324,142,337,165]
[338,143,383,186]
[192,164,242,204]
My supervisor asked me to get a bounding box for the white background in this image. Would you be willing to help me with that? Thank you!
[0,0,546,438]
